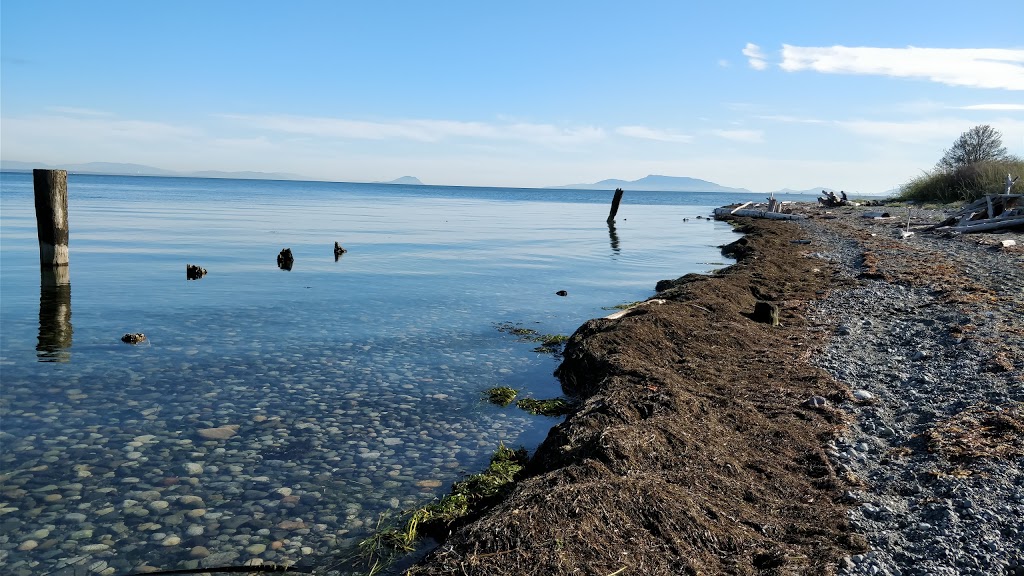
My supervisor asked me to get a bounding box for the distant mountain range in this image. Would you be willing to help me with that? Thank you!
[2,161,842,194]
[557,174,751,193]
[0,161,305,181]
[0,160,432,186]
[556,174,835,195]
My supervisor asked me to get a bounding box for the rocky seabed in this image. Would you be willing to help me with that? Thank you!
[0,341,554,576]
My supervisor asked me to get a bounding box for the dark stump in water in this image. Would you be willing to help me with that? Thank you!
[277,248,294,271]
[186,264,207,280]
[121,333,146,344]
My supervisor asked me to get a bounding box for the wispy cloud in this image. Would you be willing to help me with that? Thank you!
[0,112,207,168]
[4,113,199,142]
[743,43,767,70]
[221,114,606,146]
[616,125,692,143]
[46,106,114,116]
[755,114,826,124]
[710,129,764,143]
[958,103,1024,111]
[834,117,992,143]
[780,45,1024,90]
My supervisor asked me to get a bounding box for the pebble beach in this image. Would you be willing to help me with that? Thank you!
[799,204,1024,576]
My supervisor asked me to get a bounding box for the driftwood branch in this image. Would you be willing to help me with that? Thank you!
[713,207,807,221]
[932,193,1024,234]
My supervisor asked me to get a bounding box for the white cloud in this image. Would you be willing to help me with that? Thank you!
[742,43,767,70]
[616,125,692,143]
[958,103,1024,111]
[221,114,606,146]
[710,129,764,143]
[780,45,1024,90]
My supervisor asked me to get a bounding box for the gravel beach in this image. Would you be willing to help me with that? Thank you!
[797,204,1024,576]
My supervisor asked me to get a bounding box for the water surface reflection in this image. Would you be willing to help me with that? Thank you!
[37,267,72,362]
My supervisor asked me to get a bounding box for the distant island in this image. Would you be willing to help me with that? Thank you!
[377,176,424,185]
[556,174,838,196]
[557,174,751,193]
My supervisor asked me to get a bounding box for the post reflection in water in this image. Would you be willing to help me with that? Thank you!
[37,267,72,362]
[607,220,620,254]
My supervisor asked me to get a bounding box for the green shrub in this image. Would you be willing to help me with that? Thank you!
[897,159,1024,204]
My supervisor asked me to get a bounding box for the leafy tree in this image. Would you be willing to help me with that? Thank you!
[936,124,1010,172]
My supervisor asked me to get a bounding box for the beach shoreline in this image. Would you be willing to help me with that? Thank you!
[406,202,1023,576]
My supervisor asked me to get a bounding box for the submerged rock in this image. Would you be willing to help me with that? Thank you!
[121,333,146,344]
[197,425,240,440]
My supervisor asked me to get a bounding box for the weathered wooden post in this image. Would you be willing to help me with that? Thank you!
[33,169,70,267]
[607,188,624,223]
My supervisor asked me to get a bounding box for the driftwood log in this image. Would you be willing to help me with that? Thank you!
[931,194,1023,234]
[713,207,807,221]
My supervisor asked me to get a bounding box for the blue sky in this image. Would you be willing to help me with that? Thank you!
[2,1,1022,193]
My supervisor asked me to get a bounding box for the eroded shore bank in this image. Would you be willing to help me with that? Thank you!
[405,203,1023,576]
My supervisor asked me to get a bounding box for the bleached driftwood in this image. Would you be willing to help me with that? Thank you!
[948,214,1024,233]
[932,193,1024,234]
[730,201,753,214]
[713,207,807,220]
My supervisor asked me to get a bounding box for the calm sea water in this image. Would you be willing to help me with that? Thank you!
[0,173,766,574]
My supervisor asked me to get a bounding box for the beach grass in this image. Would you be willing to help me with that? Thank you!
[897,159,1024,204]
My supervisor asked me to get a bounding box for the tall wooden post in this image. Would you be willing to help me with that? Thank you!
[607,187,624,223]
[33,169,70,266]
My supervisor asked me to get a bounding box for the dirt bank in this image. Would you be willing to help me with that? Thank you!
[408,215,868,576]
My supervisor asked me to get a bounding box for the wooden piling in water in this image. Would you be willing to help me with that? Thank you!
[33,169,70,267]
[607,187,624,223]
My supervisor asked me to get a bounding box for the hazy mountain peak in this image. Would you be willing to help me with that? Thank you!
[378,176,424,185]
